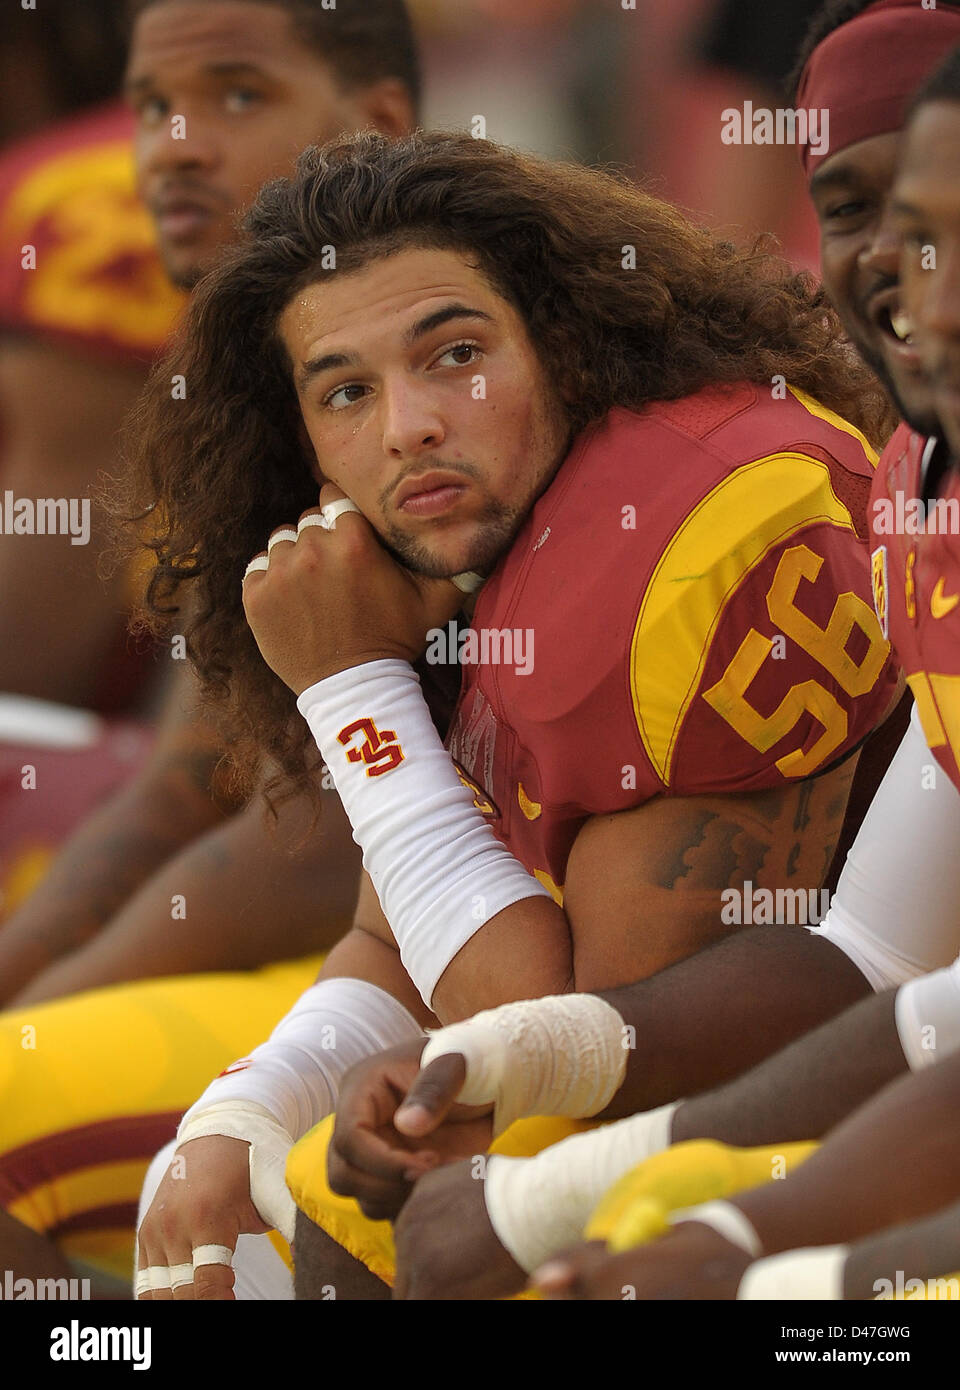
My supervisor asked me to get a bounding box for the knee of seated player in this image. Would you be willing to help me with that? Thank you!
[585,1139,819,1251]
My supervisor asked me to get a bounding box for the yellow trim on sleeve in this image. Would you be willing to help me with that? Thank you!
[630,452,857,786]
[787,385,879,468]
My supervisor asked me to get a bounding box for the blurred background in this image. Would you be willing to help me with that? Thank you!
[1,0,825,266]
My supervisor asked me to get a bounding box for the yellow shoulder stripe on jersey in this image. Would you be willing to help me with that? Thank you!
[787,385,880,468]
[631,452,857,786]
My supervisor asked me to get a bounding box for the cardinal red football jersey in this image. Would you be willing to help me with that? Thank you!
[0,101,184,362]
[446,384,899,901]
[869,424,960,794]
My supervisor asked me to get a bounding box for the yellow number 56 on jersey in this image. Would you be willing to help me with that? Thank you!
[703,544,889,778]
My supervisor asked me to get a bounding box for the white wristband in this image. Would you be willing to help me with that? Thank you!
[484,1102,678,1273]
[419,993,629,1135]
[896,954,960,1071]
[737,1245,849,1300]
[180,976,423,1142]
[297,660,552,1006]
[668,1199,762,1258]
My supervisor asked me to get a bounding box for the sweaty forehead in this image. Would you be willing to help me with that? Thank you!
[127,0,304,80]
[282,250,503,348]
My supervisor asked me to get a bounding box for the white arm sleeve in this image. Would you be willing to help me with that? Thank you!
[896,952,960,1070]
[483,1103,678,1273]
[179,977,424,1141]
[297,661,552,1006]
[808,704,960,990]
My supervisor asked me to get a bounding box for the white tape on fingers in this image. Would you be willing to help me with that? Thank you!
[243,556,269,581]
[135,1266,172,1296]
[267,528,298,552]
[192,1244,235,1270]
[320,498,361,530]
[296,513,326,534]
[169,1262,195,1290]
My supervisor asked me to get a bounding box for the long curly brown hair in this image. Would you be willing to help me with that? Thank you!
[110,130,895,806]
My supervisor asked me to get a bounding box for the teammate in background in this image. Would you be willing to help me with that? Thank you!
[316,0,960,1302]
[129,129,900,1299]
[0,0,420,1298]
[0,1,186,913]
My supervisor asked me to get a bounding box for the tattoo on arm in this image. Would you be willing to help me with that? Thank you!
[653,757,856,895]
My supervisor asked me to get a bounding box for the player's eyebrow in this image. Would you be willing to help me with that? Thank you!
[403,305,494,346]
[124,61,272,96]
[808,162,864,196]
[296,306,495,391]
[296,350,361,390]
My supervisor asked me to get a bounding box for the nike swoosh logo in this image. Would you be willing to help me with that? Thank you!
[931,578,960,619]
[517,783,542,820]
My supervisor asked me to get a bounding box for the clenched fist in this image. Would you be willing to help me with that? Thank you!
[242,484,464,695]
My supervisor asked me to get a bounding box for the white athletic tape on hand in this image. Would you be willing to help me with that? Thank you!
[243,556,269,581]
[419,994,629,1135]
[484,1102,679,1273]
[737,1245,848,1300]
[176,1101,297,1242]
[296,512,327,534]
[667,1199,763,1258]
[135,1266,172,1296]
[320,498,361,530]
[168,1262,195,1290]
[267,528,298,552]
[298,661,552,1005]
[450,570,485,594]
[192,1244,235,1270]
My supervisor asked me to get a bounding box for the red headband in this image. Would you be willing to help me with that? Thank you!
[797,0,960,178]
